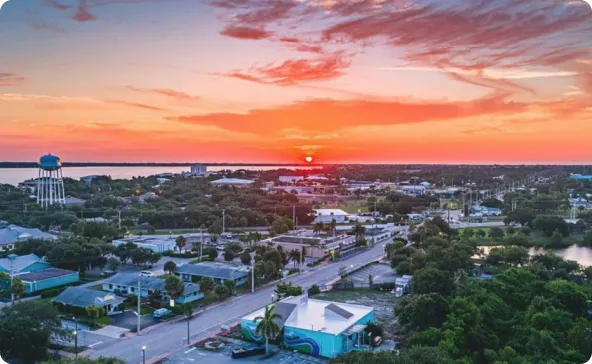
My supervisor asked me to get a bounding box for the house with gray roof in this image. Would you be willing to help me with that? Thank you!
[176,262,249,286]
[53,286,125,314]
[0,225,57,251]
[17,268,80,294]
[0,254,52,274]
[102,273,203,304]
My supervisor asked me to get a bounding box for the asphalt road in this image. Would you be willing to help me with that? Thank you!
[88,237,391,363]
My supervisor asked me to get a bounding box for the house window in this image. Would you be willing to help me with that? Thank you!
[108,284,113,289]
[130,287,135,292]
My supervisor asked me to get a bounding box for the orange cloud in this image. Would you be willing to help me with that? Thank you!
[222,52,352,86]
[219,25,274,40]
[124,86,201,101]
[166,93,538,135]
[0,73,27,87]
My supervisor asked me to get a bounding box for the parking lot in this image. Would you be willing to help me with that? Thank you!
[348,263,396,285]
[162,339,326,364]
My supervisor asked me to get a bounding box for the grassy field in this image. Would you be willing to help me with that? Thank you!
[313,289,400,338]
[96,316,113,325]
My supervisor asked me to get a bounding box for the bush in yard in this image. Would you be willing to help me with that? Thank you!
[240,251,252,265]
[223,249,234,262]
[204,247,218,260]
[309,284,321,295]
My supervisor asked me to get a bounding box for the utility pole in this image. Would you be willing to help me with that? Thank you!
[251,258,255,293]
[222,209,226,234]
[137,278,141,334]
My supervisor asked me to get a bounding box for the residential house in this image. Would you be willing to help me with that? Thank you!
[53,286,125,314]
[0,254,52,274]
[0,225,57,251]
[176,262,249,286]
[102,273,203,304]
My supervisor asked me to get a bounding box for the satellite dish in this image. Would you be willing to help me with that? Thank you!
[0,354,9,364]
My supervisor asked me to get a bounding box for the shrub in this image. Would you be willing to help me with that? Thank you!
[309,284,321,295]
[40,287,66,299]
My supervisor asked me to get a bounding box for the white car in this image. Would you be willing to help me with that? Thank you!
[140,271,154,277]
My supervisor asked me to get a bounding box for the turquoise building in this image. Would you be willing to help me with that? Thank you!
[0,254,52,274]
[17,268,80,294]
[241,295,375,358]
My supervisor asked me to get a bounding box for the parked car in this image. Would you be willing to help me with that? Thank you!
[153,308,171,319]
[231,347,265,359]
[140,271,154,277]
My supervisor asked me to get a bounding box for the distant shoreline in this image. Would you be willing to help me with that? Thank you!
[0,162,315,168]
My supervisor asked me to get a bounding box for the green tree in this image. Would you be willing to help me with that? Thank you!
[411,267,454,295]
[240,251,252,265]
[254,304,282,355]
[214,285,229,301]
[550,229,564,247]
[200,277,216,295]
[106,257,120,272]
[204,247,218,260]
[0,301,63,363]
[11,277,25,303]
[175,235,187,252]
[86,305,105,326]
[164,261,177,275]
[223,279,236,295]
[223,249,234,261]
[164,275,184,301]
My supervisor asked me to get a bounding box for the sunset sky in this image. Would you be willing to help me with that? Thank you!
[1,0,592,164]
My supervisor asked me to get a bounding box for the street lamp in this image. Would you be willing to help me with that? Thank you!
[72,330,78,358]
[141,345,147,364]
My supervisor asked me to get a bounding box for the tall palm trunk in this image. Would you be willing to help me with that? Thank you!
[265,337,269,355]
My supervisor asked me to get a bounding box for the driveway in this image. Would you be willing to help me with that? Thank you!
[110,311,158,330]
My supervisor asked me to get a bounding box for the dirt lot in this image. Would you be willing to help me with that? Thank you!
[313,289,400,338]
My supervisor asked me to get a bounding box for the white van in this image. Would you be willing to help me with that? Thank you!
[140,271,154,277]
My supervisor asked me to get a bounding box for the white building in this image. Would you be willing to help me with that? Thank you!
[279,176,304,183]
[211,178,254,187]
[191,163,208,176]
[112,235,177,253]
[314,209,349,223]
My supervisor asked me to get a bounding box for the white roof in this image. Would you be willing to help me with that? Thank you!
[211,178,254,185]
[314,209,349,216]
[243,296,373,336]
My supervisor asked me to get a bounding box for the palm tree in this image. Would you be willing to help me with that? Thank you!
[352,223,366,239]
[11,277,25,304]
[164,275,185,303]
[164,261,177,275]
[175,235,187,252]
[253,232,262,247]
[254,304,282,355]
[288,249,300,268]
[312,222,324,236]
[329,219,337,237]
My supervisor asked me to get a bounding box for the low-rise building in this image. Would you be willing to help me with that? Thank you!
[314,209,349,223]
[0,254,52,274]
[0,225,57,251]
[279,176,304,183]
[176,262,249,286]
[17,268,79,294]
[113,235,177,253]
[264,233,356,258]
[211,178,254,187]
[102,273,203,304]
[241,295,375,358]
[53,286,125,314]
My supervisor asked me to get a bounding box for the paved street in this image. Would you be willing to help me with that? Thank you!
[88,237,390,363]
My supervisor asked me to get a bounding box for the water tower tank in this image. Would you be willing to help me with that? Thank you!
[36,154,66,207]
[39,154,62,171]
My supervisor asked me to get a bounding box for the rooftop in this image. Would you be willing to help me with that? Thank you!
[0,225,57,246]
[16,267,77,282]
[105,273,200,296]
[177,262,248,280]
[53,286,125,308]
[243,296,373,336]
[313,209,350,216]
[0,254,45,272]
[211,178,254,185]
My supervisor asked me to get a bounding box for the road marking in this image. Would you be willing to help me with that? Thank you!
[88,341,103,348]
[184,348,196,354]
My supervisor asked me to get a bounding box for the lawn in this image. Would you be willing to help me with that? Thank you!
[313,289,400,338]
[96,316,113,325]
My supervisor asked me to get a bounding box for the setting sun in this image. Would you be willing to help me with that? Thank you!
[305,156,313,163]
